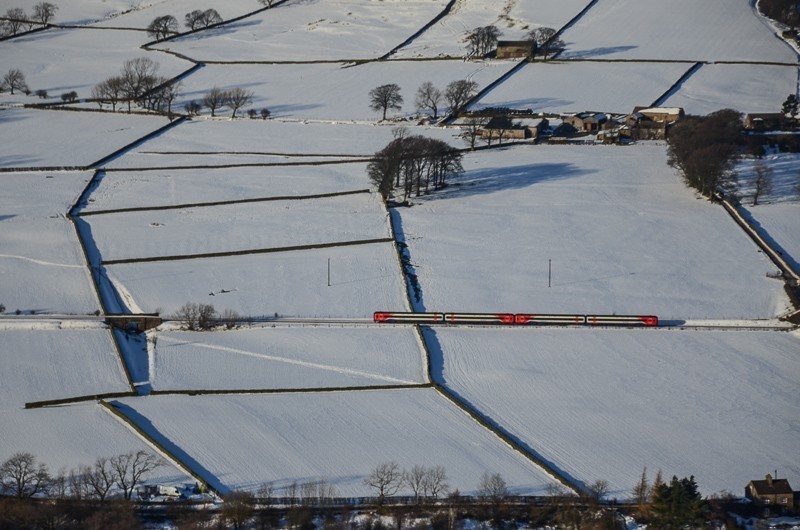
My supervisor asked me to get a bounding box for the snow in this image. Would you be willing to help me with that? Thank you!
[111,388,563,495]
[87,191,391,262]
[152,0,449,62]
[89,0,260,29]
[104,241,408,317]
[0,108,175,168]
[83,164,373,212]
[0,328,130,407]
[472,61,689,115]
[396,144,790,320]
[559,0,798,63]
[735,153,800,273]
[171,60,510,121]
[662,64,799,116]
[103,120,462,169]
[394,0,589,59]
[430,326,800,496]
[0,171,99,314]
[150,327,427,391]
[0,28,187,104]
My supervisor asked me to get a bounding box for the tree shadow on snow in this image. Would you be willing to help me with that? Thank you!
[425,160,594,201]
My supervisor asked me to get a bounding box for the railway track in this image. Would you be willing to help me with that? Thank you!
[1,314,794,332]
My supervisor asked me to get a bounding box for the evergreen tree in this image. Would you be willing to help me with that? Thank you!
[650,475,706,530]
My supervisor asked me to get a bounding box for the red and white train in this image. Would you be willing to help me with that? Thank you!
[373,312,658,327]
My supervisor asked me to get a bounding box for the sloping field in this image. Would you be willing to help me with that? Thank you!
[153,0,448,62]
[0,403,187,485]
[172,60,509,121]
[0,28,187,104]
[0,108,174,168]
[112,388,563,495]
[559,0,797,62]
[105,241,408,317]
[0,329,130,407]
[91,0,259,29]
[104,121,461,169]
[88,191,390,261]
[472,61,688,114]
[83,164,372,212]
[0,171,99,314]
[151,327,427,391]
[397,145,789,320]
[662,64,799,116]
[431,327,800,495]
[31,0,143,25]
[394,0,588,58]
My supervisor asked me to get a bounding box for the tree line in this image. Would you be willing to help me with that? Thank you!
[1,3,57,37]
[368,131,464,201]
[463,25,565,59]
[369,79,478,121]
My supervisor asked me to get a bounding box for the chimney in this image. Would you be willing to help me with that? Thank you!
[766,474,773,486]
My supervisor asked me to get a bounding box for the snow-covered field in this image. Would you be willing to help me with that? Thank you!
[151,327,427,391]
[103,120,462,169]
[736,153,800,272]
[90,0,260,29]
[559,0,797,63]
[0,108,174,168]
[152,0,448,62]
[393,0,589,59]
[172,60,509,121]
[472,61,688,115]
[112,388,562,495]
[0,171,99,314]
[105,241,408,316]
[430,327,800,495]
[88,191,390,261]
[0,28,187,104]
[397,145,789,320]
[0,328,130,406]
[84,164,373,212]
[662,64,799,116]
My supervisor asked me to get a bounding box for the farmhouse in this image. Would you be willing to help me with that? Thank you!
[564,112,608,132]
[745,474,795,513]
[496,40,536,59]
[744,113,791,131]
[621,106,684,140]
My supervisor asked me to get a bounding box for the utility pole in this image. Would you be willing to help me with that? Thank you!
[548,258,551,288]
[327,258,331,287]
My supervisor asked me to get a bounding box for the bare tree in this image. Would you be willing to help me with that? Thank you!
[221,308,240,329]
[197,303,216,329]
[110,451,163,500]
[225,87,254,118]
[60,90,78,102]
[403,465,427,504]
[423,465,449,500]
[147,15,178,40]
[415,81,443,119]
[203,86,226,117]
[35,89,48,99]
[465,25,501,58]
[92,76,125,111]
[528,27,565,59]
[587,479,609,503]
[751,159,773,205]
[185,100,202,115]
[3,68,29,95]
[120,57,159,112]
[260,107,271,119]
[83,458,115,501]
[3,8,29,35]
[33,2,58,25]
[68,468,90,500]
[364,461,403,504]
[478,472,508,503]
[258,482,274,507]
[222,490,255,530]
[632,467,649,516]
[369,83,403,121]
[461,116,488,150]
[444,79,478,115]
[0,452,50,498]
[185,9,222,30]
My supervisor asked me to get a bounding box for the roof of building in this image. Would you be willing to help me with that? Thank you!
[750,476,794,496]
[497,40,535,47]
[635,107,684,115]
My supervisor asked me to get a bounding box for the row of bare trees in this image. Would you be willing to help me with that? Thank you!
[368,132,464,201]
[364,462,450,505]
[1,3,57,37]
[370,79,478,121]
[0,451,162,501]
[145,9,222,40]
[186,86,255,118]
[92,57,179,113]
[174,303,240,330]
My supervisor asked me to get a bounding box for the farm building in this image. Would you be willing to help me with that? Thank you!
[744,113,792,131]
[564,112,608,132]
[745,474,795,513]
[496,40,536,59]
[621,106,684,140]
